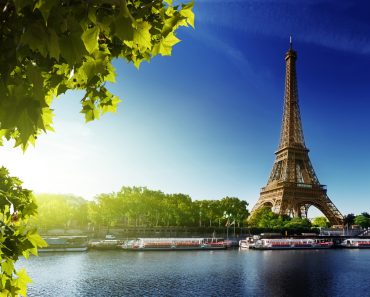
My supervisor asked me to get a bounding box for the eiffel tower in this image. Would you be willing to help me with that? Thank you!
[250,39,343,225]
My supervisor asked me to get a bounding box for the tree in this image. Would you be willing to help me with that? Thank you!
[1,1,194,295]
[343,213,355,226]
[0,167,46,296]
[247,207,313,230]
[247,207,284,229]
[198,200,221,227]
[0,0,194,149]
[354,215,370,228]
[219,197,249,227]
[170,193,193,226]
[32,194,88,230]
[311,216,330,228]
[361,212,370,219]
[284,218,311,229]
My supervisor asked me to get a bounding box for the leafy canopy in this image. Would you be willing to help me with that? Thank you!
[0,0,194,149]
[311,216,330,228]
[0,167,47,297]
[248,207,312,229]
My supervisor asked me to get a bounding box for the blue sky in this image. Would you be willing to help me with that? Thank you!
[2,0,370,216]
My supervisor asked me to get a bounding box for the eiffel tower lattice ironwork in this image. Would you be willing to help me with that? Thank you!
[250,40,343,225]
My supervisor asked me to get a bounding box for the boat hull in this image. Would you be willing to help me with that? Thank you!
[252,246,332,250]
[341,244,370,249]
[251,238,334,250]
[341,239,370,248]
[39,247,88,252]
[122,246,226,251]
[41,236,89,252]
[122,238,226,251]
[89,240,123,250]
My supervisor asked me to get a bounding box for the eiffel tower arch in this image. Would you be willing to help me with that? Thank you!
[250,40,343,226]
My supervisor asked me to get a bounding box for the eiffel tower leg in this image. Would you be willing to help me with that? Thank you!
[279,197,301,218]
[300,204,310,219]
[313,194,343,226]
[249,200,274,219]
[294,204,302,218]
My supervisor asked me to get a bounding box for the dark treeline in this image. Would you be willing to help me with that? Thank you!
[249,208,370,231]
[33,187,249,231]
[343,213,370,228]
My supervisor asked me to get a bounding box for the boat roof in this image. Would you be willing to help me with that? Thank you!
[137,238,204,242]
[44,235,88,239]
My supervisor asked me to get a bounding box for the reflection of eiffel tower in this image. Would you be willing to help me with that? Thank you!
[250,40,343,225]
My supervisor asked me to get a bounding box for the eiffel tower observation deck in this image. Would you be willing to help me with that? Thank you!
[250,38,343,225]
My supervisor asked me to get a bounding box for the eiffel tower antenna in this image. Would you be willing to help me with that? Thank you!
[249,41,343,225]
[290,35,292,49]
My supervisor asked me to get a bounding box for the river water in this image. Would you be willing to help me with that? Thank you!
[18,249,370,297]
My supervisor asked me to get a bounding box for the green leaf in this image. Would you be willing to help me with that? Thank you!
[133,21,152,50]
[59,32,87,66]
[85,108,100,122]
[153,32,180,56]
[17,110,35,147]
[40,108,55,132]
[27,231,47,248]
[58,16,86,65]
[26,64,45,104]
[81,95,100,122]
[180,2,195,28]
[47,29,60,60]
[114,16,134,41]
[81,26,100,54]
[20,22,48,57]
[13,0,32,13]
[101,96,121,113]
[15,268,32,297]
[1,259,14,276]
[79,58,106,84]
[87,6,97,24]
[105,63,116,83]
[162,13,185,36]
[34,0,58,25]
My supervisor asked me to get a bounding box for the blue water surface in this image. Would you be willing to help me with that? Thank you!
[18,249,370,297]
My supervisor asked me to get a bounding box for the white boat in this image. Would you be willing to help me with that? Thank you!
[40,236,88,252]
[341,238,370,248]
[121,238,226,251]
[239,239,249,249]
[89,239,123,250]
[239,236,258,249]
[252,238,333,250]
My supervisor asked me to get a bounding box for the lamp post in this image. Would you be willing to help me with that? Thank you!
[224,211,230,242]
[199,204,202,227]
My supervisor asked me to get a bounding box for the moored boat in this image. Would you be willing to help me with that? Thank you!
[40,236,88,252]
[121,238,227,251]
[341,238,370,248]
[239,236,259,249]
[252,238,333,250]
[89,239,123,250]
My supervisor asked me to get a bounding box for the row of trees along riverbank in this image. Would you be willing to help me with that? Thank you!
[32,187,249,232]
[32,188,367,236]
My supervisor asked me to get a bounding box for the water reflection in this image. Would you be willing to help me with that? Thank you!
[18,249,370,297]
[251,250,334,296]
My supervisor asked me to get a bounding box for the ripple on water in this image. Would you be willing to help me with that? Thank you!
[18,249,370,297]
